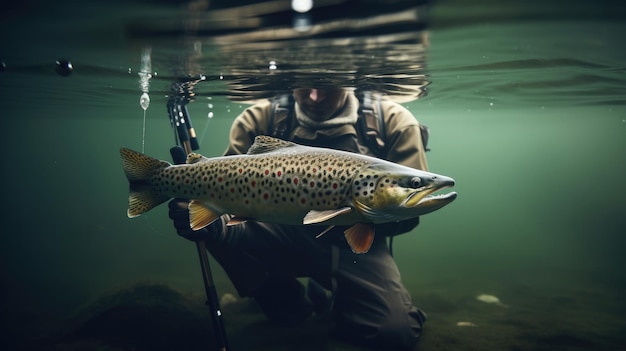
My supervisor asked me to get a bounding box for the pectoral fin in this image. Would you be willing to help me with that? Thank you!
[188,200,220,230]
[303,207,353,225]
[344,223,375,254]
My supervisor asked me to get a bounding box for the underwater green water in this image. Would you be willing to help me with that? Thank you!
[1,0,625,350]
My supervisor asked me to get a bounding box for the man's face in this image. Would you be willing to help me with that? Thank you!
[293,87,349,121]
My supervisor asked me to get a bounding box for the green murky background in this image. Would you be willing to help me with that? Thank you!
[1,0,625,350]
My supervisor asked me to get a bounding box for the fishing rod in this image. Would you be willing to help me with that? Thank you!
[167,94,229,351]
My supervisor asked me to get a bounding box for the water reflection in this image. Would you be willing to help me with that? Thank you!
[128,0,431,103]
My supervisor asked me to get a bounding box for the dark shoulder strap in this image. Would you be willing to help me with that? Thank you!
[420,123,430,152]
[268,94,294,139]
[357,91,431,156]
[269,91,430,154]
[357,91,386,157]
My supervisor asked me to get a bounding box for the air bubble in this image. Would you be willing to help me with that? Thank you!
[140,93,150,111]
[55,59,73,77]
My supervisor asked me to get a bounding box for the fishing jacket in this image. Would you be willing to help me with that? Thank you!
[224,91,430,174]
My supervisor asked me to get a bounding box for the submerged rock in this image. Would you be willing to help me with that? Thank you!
[476,294,509,308]
[31,284,215,351]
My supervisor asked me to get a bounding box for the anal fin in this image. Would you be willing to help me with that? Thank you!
[344,223,375,254]
[188,200,220,230]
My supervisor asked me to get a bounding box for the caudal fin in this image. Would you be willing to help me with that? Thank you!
[120,148,171,218]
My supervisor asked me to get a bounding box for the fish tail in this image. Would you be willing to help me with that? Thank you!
[120,148,171,218]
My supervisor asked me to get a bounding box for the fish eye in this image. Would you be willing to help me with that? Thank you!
[411,177,421,188]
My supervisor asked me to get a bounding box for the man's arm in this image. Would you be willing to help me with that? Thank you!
[224,101,273,156]
[380,100,429,171]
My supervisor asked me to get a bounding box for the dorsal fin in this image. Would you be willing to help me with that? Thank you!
[247,136,297,155]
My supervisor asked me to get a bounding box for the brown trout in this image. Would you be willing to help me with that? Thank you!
[121,136,457,253]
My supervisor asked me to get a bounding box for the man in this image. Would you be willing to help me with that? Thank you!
[169,86,429,350]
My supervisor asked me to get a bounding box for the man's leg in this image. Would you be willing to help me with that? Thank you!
[331,235,426,350]
[205,221,328,324]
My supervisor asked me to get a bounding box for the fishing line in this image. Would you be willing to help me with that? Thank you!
[141,105,148,153]
[142,214,169,238]
[198,115,211,146]
[198,100,215,146]
[135,48,160,235]
[138,46,152,153]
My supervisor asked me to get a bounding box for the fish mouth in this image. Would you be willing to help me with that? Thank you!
[401,182,457,215]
